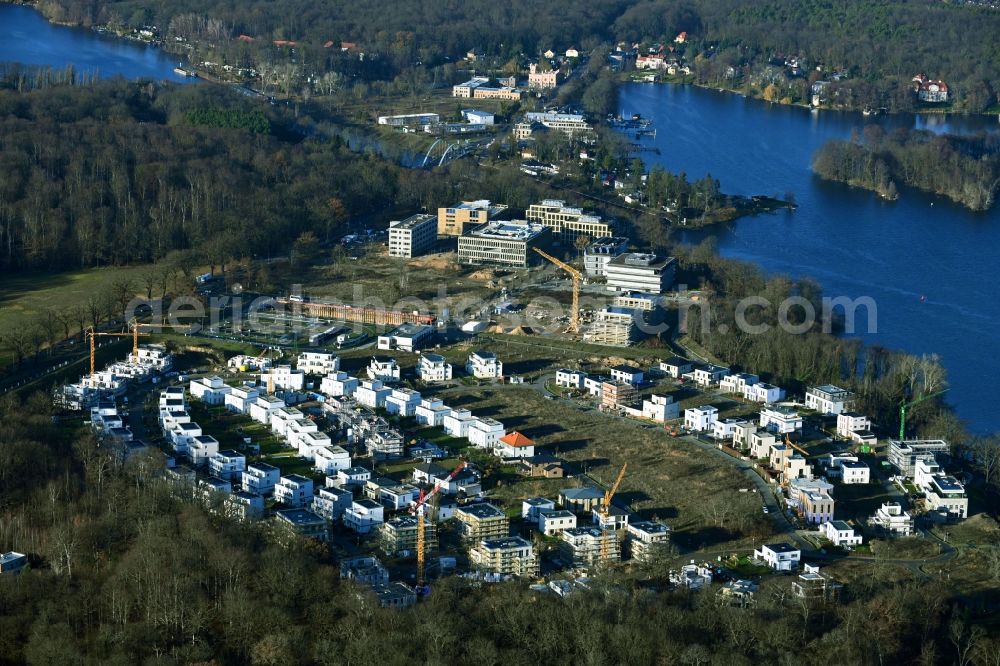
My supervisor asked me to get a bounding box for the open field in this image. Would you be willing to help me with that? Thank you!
[0,265,158,366]
[430,384,775,552]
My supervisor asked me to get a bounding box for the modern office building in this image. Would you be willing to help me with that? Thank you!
[526,200,616,244]
[604,253,676,294]
[457,221,551,268]
[584,237,630,276]
[388,213,438,258]
[437,200,509,236]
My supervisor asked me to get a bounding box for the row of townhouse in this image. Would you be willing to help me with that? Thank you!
[685,403,805,436]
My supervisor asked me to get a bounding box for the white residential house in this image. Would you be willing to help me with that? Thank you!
[248,395,285,425]
[468,417,506,449]
[275,474,314,508]
[298,352,340,376]
[749,430,779,459]
[754,543,801,571]
[821,520,863,547]
[312,486,353,522]
[805,385,854,415]
[745,383,785,403]
[496,432,535,459]
[689,365,729,387]
[522,497,556,521]
[583,376,605,397]
[415,398,452,427]
[242,463,281,496]
[556,368,587,390]
[713,418,749,441]
[344,498,385,534]
[837,412,872,439]
[417,353,453,383]
[294,430,333,460]
[915,459,969,519]
[131,344,173,370]
[313,445,352,475]
[225,384,259,414]
[720,372,758,395]
[355,380,391,409]
[385,388,422,417]
[320,371,359,397]
[609,364,644,385]
[871,502,915,536]
[538,509,577,536]
[335,466,372,488]
[376,323,435,353]
[227,491,265,522]
[190,376,231,405]
[760,405,803,434]
[684,405,719,432]
[159,386,186,409]
[659,357,693,378]
[266,365,305,391]
[824,456,870,484]
[466,351,503,379]
[189,435,220,466]
[443,409,476,438]
[367,357,401,383]
[642,395,679,422]
[169,421,202,456]
[270,407,305,438]
[208,450,246,481]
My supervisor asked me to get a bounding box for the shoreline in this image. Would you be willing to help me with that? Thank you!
[624,75,1000,120]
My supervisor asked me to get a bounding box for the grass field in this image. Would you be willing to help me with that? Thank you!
[431,384,774,552]
[0,265,160,366]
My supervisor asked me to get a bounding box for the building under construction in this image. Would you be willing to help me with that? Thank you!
[378,515,438,557]
[601,381,639,410]
[585,307,640,347]
[559,527,621,567]
[455,503,510,543]
[275,299,436,327]
[469,537,539,577]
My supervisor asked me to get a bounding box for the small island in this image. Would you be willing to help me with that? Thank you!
[811,127,1000,211]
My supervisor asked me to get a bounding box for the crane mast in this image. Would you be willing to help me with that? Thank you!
[533,248,583,334]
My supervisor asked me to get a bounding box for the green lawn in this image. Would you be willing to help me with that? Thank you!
[0,264,164,366]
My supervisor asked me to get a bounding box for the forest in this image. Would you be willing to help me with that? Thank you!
[22,0,1000,112]
[0,76,450,271]
[812,127,1000,211]
[1,393,999,665]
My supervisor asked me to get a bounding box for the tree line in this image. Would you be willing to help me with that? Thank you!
[812,127,1000,211]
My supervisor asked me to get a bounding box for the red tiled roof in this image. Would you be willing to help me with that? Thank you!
[500,431,535,447]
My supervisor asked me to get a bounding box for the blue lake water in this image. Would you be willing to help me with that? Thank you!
[0,4,192,82]
[619,82,999,433]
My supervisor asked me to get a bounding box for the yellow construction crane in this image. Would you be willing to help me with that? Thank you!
[411,461,466,594]
[85,327,139,386]
[533,247,583,335]
[597,463,628,564]
[784,434,810,458]
[128,319,190,363]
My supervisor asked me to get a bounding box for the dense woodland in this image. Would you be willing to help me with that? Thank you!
[0,78,448,271]
[1,394,999,665]
[20,0,1000,112]
[812,128,1000,211]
